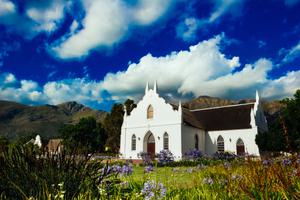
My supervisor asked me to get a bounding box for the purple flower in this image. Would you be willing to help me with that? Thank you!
[141,180,166,200]
[157,150,174,165]
[144,165,154,173]
[203,177,214,185]
[186,168,193,173]
[121,164,133,175]
[282,158,291,166]
[120,181,129,188]
[185,149,203,160]
[139,152,153,165]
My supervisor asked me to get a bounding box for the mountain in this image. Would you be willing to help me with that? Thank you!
[0,100,106,140]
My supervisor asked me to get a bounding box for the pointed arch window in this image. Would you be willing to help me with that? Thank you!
[163,132,169,150]
[195,134,199,150]
[217,135,224,153]
[131,134,136,151]
[147,105,153,119]
[236,138,245,156]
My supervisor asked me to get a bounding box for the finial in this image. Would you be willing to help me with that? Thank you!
[154,80,157,93]
[178,101,182,112]
[145,82,149,94]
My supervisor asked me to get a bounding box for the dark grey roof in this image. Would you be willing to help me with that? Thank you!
[190,103,254,131]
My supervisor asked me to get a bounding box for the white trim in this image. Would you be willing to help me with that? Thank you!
[190,102,255,111]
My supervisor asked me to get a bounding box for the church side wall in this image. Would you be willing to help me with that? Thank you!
[205,128,260,156]
[181,125,205,156]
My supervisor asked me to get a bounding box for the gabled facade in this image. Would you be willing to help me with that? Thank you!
[120,83,267,160]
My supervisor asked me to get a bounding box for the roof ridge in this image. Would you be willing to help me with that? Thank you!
[190,102,255,111]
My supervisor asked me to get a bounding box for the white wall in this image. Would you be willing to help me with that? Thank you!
[205,128,260,156]
[181,125,205,156]
[120,88,183,160]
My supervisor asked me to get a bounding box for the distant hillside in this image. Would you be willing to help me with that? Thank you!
[0,100,107,140]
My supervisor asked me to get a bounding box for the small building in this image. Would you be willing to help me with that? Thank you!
[120,83,268,160]
[45,139,63,154]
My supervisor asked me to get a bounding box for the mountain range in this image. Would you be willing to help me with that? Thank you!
[0,96,284,140]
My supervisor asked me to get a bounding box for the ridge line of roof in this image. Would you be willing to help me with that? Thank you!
[190,102,255,111]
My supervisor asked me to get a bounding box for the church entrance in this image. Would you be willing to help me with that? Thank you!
[144,131,155,159]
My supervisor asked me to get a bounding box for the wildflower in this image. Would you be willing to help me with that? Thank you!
[223,162,231,169]
[185,149,203,160]
[186,168,193,173]
[121,164,133,175]
[262,159,273,167]
[141,180,166,200]
[157,150,174,165]
[282,158,291,166]
[144,165,154,173]
[231,174,243,181]
[120,181,129,188]
[202,177,214,185]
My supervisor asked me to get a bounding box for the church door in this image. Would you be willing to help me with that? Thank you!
[147,133,155,159]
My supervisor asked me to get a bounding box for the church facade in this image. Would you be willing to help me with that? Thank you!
[120,83,268,160]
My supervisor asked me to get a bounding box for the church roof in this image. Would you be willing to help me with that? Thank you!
[190,103,254,131]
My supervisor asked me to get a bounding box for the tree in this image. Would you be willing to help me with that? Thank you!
[256,89,300,152]
[124,99,137,115]
[60,117,107,154]
[103,99,137,153]
[103,103,124,153]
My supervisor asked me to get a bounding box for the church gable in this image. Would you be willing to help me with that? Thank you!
[123,82,181,128]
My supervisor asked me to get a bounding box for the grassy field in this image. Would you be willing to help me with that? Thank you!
[1,147,300,199]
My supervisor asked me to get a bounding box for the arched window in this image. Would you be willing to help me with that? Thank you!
[236,138,245,156]
[195,134,199,150]
[163,132,169,150]
[131,134,136,151]
[217,135,224,153]
[147,105,153,119]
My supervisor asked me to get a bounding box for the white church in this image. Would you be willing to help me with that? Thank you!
[120,83,268,160]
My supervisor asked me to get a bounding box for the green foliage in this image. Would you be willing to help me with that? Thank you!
[103,103,124,153]
[256,89,300,152]
[0,136,8,153]
[0,145,115,199]
[103,99,136,153]
[60,116,107,154]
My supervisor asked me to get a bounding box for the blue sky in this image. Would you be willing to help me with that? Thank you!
[0,0,299,111]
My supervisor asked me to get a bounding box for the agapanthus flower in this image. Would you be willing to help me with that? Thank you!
[144,165,154,173]
[282,158,291,166]
[141,180,166,200]
[202,177,214,185]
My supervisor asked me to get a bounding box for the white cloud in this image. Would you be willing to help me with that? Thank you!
[176,0,245,42]
[51,0,173,59]
[281,40,300,64]
[262,71,300,99]
[100,34,299,101]
[176,17,202,42]
[0,0,15,16]
[0,0,69,37]
[0,35,299,108]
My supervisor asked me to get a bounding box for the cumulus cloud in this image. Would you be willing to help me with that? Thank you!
[0,0,70,37]
[100,35,299,101]
[51,0,173,59]
[0,35,299,108]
